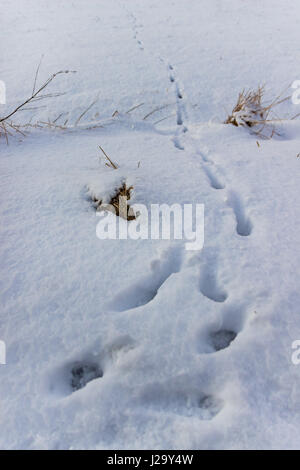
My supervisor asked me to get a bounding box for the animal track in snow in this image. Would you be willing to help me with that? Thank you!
[192,147,226,190]
[197,305,248,354]
[124,9,188,133]
[139,383,223,420]
[127,10,144,51]
[197,394,223,419]
[49,336,135,395]
[226,190,253,236]
[109,246,183,312]
[136,39,144,50]
[176,84,183,100]
[70,361,103,392]
[199,261,228,303]
[172,121,188,152]
[167,63,187,128]
[199,150,226,189]
[209,329,237,351]
[49,358,104,396]
[172,131,185,150]
[202,164,226,190]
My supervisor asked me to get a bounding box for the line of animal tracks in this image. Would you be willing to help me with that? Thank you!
[47,5,257,422]
[123,4,254,290]
[48,5,256,429]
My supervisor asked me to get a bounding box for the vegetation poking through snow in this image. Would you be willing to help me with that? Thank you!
[0,68,76,143]
[225,86,290,138]
[91,182,136,220]
[98,145,118,169]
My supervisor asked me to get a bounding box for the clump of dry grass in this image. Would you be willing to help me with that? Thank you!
[109,183,135,220]
[225,85,289,138]
[92,182,135,220]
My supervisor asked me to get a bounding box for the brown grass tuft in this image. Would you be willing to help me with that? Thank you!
[92,182,135,220]
[225,85,290,138]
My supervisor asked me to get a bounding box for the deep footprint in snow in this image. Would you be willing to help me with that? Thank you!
[209,329,237,351]
[198,395,223,419]
[50,335,135,395]
[109,246,183,312]
[139,384,222,420]
[176,84,183,100]
[227,190,253,236]
[70,361,103,392]
[199,264,228,303]
[202,165,226,190]
[198,305,248,354]
[173,135,184,150]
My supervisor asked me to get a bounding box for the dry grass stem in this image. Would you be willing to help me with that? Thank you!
[98,145,118,169]
[225,85,290,138]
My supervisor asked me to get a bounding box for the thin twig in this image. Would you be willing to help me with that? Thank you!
[0,70,76,123]
[98,145,118,169]
[291,112,300,120]
[143,103,174,120]
[75,98,98,126]
[32,55,44,95]
[52,112,66,123]
[126,103,144,114]
[154,113,176,125]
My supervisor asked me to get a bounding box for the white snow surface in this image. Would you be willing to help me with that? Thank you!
[1,0,300,449]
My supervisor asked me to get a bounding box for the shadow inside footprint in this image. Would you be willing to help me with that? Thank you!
[70,362,103,392]
[227,190,252,236]
[139,382,222,420]
[199,269,228,303]
[203,165,225,190]
[210,329,237,351]
[109,247,183,312]
[198,395,223,419]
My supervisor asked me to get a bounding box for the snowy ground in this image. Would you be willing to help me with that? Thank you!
[1,0,300,450]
